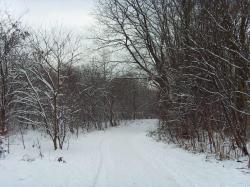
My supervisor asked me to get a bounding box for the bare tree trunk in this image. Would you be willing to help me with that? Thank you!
[0,108,6,135]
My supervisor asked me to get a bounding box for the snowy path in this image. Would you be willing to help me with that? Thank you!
[1,119,250,187]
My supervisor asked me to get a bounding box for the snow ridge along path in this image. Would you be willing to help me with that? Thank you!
[1,119,250,187]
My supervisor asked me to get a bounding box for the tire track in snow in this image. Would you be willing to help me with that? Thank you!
[130,133,200,187]
[125,137,183,187]
[102,129,182,187]
[91,137,105,187]
[130,142,192,187]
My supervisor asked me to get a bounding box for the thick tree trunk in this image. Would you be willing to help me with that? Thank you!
[53,95,58,150]
[0,108,6,135]
[53,137,58,150]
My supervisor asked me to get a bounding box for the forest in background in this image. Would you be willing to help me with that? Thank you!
[0,0,249,164]
[0,15,157,150]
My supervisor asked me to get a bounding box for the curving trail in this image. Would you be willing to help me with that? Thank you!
[86,120,250,187]
[1,119,250,187]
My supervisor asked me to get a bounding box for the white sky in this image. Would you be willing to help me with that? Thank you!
[2,0,95,30]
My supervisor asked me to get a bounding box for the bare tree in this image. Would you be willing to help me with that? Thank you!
[0,15,29,135]
[20,29,81,149]
[96,0,250,160]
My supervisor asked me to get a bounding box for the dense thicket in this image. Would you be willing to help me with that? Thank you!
[96,0,250,160]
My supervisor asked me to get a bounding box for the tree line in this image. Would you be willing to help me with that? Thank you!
[0,15,157,150]
[96,0,250,161]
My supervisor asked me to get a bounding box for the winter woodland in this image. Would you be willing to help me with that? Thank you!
[0,0,250,187]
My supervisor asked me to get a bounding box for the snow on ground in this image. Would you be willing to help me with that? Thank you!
[1,119,250,187]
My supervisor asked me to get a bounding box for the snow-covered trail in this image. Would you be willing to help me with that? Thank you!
[90,121,180,187]
[85,120,250,187]
[1,119,250,187]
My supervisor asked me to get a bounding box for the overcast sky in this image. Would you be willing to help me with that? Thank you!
[2,0,95,30]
